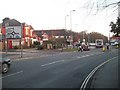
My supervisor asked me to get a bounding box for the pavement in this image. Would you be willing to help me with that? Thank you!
[0,47,96,61]
[89,55,118,89]
[0,48,63,60]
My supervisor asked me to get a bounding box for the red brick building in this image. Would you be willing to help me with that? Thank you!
[34,29,80,49]
[1,18,34,49]
[22,23,34,47]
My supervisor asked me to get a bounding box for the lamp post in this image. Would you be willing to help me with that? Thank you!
[70,10,76,31]
[64,15,69,49]
[75,24,78,31]
[65,15,69,30]
[70,10,76,46]
[118,2,120,18]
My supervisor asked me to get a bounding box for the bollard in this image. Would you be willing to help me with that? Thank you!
[116,45,119,49]
[102,47,106,52]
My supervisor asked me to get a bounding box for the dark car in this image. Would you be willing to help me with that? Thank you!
[0,58,11,73]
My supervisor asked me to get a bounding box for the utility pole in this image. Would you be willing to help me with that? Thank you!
[65,15,69,30]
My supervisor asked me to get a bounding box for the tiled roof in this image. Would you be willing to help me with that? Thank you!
[34,29,66,36]
[2,19,21,27]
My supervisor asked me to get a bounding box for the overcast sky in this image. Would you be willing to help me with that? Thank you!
[0,0,119,36]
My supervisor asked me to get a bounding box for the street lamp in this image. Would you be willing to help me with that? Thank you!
[70,10,76,31]
[70,10,76,46]
[108,30,110,44]
[65,15,69,30]
[75,24,78,31]
[118,2,120,18]
[64,15,69,49]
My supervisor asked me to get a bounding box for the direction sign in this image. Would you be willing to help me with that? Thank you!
[6,26,22,39]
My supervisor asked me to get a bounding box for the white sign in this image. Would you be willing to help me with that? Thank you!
[12,39,20,46]
[6,26,22,39]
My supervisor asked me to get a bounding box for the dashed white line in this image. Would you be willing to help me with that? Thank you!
[77,56,81,59]
[76,52,103,60]
[41,60,65,67]
[1,71,23,79]
[41,52,103,67]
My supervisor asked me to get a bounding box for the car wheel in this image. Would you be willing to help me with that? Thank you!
[2,63,9,73]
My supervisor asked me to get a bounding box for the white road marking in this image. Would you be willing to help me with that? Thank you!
[76,52,103,60]
[77,56,81,59]
[80,56,118,90]
[41,52,103,67]
[0,71,23,79]
[41,60,65,67]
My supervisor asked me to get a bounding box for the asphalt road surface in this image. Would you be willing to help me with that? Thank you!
[2,48,118,89]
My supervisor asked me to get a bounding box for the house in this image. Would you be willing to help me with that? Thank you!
[0,23,5,50]
[22,23,34,48]
[1,17,34,49]
[1,18,22,49]
[34,29,79,49]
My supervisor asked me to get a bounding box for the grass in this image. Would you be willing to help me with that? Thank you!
[63,48,78,52]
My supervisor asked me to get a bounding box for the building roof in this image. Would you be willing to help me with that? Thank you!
[2,18,21,27]
[29,25,34,30]
[34,29,66,37]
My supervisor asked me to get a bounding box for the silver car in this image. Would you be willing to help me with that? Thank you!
[0,58,11,73]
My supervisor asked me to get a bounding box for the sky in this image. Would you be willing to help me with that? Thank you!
[0,0,119,37]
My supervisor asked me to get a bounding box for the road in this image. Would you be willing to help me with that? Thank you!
[2,48,118,89]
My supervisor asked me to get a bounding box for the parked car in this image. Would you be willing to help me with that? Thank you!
[0,58,11,73]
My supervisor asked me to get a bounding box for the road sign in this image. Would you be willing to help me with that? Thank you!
[5,26,22,39]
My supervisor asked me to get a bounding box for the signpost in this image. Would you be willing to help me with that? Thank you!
[5,23,8,56]
[5,25,23,57]
[21,24,23,58]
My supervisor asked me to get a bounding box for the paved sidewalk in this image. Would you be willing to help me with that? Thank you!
[90,57,118,88]
[0,48,62,60]
[1,47,115,61]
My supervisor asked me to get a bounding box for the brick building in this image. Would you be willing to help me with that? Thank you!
[34,29,80,49]
[1,18,34,50]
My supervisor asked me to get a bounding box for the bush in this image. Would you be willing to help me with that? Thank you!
[14,46,18,49]
[22,45,26,49]
[34,41,40,45]
[37,45,43,50]
[30,44,36,48]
